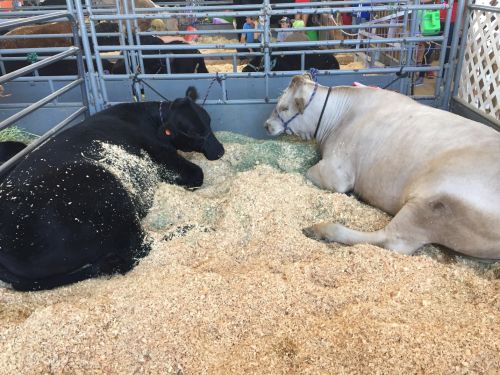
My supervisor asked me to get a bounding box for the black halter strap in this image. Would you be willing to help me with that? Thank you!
[313,86,332,139]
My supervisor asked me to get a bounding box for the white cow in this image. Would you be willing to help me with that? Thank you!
[265,74,500,260]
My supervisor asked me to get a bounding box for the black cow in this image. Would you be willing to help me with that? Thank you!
[39,0,67,5]
[92,22,209,74]
[1,22,208,76]
[0,141,27,165]
[0,23,116,76]
[0,56,115,76]
[109,36,209,75]
[242,48,340,72]
[0,87,224,291]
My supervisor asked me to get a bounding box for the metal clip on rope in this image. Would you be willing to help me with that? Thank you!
[202,72,225,106]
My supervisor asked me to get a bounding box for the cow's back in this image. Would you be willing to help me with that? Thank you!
[329,88,500,215]
[0,22,72,49]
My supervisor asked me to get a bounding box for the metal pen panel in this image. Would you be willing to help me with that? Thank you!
[0,78,83,131]
[0,47,79,84]
[0,106,87,178]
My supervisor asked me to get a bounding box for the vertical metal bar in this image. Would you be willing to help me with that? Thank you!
[49,79,57,104]
[65,0,74,14]
[452,0,472,99]
[72,0,102,112]
[232,54,237,72]
[85,0,110,106]
[166,56,172,74]
[0,53,6,76]
[441,0,466,109]
[68,9,91,117]
[405,0,420,96]
[121,0,142,99]
[130,0,146,76]
[263,0,270,102]
[113,0,131,75]
[433,0,454,102]
[399,1,411,94]
[221,78,227,102]
[130,0,141,33]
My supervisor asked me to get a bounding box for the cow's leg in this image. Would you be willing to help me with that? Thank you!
[158,154,204,189]
[303,202,430,255]
[306,158,354,193]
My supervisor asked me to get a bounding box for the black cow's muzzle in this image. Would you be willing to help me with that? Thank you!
[203,133,225,160]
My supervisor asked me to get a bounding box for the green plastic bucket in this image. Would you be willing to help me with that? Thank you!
[421,10,441,36]
[306,30,318,41]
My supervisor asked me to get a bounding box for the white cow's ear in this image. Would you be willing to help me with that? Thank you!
[295,97,305,114]
[291,75,305,87]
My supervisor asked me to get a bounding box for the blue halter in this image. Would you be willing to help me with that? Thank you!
[275,82,318,133]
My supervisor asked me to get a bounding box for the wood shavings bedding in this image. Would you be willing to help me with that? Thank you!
[0,132,498,374]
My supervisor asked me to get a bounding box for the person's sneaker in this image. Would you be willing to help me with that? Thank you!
[415,76,424,86]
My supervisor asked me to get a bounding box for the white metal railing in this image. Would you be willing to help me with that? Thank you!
[453,2,499,123]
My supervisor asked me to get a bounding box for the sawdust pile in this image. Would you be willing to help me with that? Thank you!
[0,133,498,374]
[196,36,239,65]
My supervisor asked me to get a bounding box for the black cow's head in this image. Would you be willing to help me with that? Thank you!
[158,87,224,160]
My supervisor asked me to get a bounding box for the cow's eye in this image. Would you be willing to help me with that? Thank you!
[279,105,289,112]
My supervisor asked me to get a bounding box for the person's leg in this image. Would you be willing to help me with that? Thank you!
[415,42,425,85]
[441,21,455,66]
[302,13,309,26]
[422,42,435,78]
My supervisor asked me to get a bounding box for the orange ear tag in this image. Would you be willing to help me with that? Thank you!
[164,129,172,136]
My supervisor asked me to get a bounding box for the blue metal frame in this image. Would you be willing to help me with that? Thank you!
[0,0,462,136]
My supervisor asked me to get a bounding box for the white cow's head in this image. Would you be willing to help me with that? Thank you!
[264,74,317,139]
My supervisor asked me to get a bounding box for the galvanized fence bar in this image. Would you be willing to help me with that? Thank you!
[0,106,87,178]
[440,0,466,109]
[0,33,75,40]
[0,78,83,131]
[102,65,437,80]
[0,11,70,29]
[83,0,450,107]
[0,0,457,110]
[0,47,79,84]
[452,0,472,99]
[84,0,110,104]
[72,0,103,111]
[0,7,89,147]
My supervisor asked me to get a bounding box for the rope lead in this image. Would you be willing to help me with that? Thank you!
[202,72,225,106]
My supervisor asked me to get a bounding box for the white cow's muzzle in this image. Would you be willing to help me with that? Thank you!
[264,120,284,136]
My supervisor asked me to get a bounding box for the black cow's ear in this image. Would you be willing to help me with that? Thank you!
[186,86,198,101]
